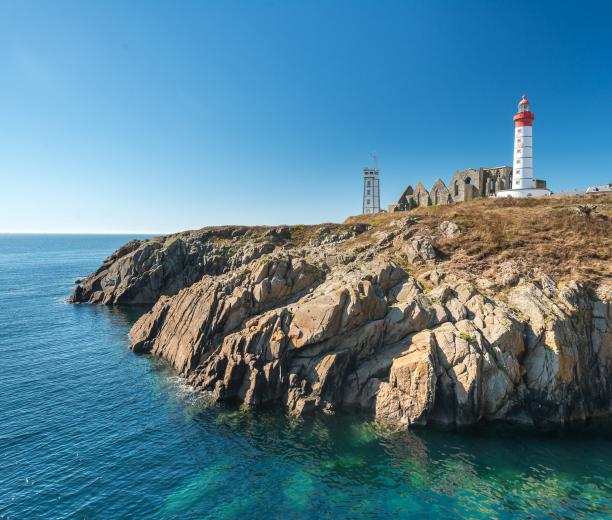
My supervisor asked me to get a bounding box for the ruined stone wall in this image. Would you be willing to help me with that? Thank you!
[394,166,513,210]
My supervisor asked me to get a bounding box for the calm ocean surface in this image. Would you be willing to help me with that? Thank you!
[0,234,610,519]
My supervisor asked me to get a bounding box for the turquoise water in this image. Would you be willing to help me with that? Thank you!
[0,234,611,519]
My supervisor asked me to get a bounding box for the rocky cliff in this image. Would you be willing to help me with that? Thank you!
[72,195,612,427]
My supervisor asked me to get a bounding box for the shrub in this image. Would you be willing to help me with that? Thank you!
[459,331,477,342]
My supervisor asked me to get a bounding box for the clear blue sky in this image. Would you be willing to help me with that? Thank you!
[1,0,611,233]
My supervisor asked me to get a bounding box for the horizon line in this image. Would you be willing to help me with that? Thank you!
[0,231,163,235]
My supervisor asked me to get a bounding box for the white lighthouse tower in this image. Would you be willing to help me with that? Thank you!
[497,95,551,198]
[362,161,381,214]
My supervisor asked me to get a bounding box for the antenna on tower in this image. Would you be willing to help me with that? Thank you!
[371,152,379,170]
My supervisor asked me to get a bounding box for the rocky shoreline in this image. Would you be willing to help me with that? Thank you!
[70,196,612,428]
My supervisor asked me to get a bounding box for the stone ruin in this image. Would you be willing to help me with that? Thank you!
[389,166,513,211]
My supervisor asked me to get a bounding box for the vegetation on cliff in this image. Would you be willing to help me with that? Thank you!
[348,194,612,285]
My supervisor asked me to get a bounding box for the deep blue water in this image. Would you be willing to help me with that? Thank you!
[0,234,611,519]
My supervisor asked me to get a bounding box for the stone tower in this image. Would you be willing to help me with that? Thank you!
[362,166,380,214]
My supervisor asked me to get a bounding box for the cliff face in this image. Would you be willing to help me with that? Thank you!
[74,196,612,427]
[70,226,308,305]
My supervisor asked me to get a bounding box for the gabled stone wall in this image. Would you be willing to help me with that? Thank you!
[430,178,452,205]
[391,166,513,211]
[414,182,430,207]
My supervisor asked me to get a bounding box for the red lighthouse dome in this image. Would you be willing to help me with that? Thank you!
[513,95,534,126]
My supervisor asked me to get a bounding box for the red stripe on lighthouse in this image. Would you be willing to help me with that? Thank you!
[513,111,535,126]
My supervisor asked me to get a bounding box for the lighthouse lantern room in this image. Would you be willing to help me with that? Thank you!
[496,95,551,198]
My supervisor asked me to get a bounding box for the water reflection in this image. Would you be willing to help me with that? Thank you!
[56,299,612,519]
[73,302,151,330]
[151,390,612,519]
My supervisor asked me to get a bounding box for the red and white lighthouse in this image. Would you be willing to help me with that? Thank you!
[513,96,534,189]
[497,95,551,198]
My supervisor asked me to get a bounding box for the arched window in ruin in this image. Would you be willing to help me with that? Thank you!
[489,177,495,193]
[454,180,459,196]
[433,190,439,204]
[464,177,471,184]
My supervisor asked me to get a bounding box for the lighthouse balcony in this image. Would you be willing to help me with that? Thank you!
[513,111,535,123]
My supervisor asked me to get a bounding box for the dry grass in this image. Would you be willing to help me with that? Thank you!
[156,194,610,288]
[347,194,612,285]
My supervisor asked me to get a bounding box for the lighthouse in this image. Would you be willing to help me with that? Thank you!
[362,160,381,214]
[497,95,551,198]
[513,95,535,189]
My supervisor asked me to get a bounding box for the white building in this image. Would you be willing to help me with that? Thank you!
[586,183,612,194]
[497,95,551,198]
[362,167,381,214]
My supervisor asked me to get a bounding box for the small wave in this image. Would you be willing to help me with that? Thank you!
[165,375,213,407]
[0,288,35,295]
[167,375,197,394]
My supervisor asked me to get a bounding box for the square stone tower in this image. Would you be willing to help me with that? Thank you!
[362,167,380,214]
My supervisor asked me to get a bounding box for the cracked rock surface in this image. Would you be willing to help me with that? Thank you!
[72,212,612,427]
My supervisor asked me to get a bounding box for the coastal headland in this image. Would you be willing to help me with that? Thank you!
[70,195,612,428]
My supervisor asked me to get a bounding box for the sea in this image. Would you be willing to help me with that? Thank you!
[0,234,610,519]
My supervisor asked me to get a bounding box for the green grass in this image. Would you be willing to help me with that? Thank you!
[459,331,477,342]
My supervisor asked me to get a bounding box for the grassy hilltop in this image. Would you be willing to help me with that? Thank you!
[347,193,612,286]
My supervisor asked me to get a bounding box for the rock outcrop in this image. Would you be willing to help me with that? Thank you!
[71,226,308,305]
[72,196,612,427]
[129,256,611,427]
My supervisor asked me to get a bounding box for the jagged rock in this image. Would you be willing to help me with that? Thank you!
[507,282,612,422]
[71,205,612,428]
[495,260,521,288]
[129,253,611,426]
[375,331,437,427]
[439,220,460,238]
[263,226,291,240]
[130,257,324,374]
[429,269,445,285]
[401,235,437,264]
[67,225,314,304]
[570,204,598,217]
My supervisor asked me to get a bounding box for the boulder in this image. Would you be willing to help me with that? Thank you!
[439,220,460,238]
